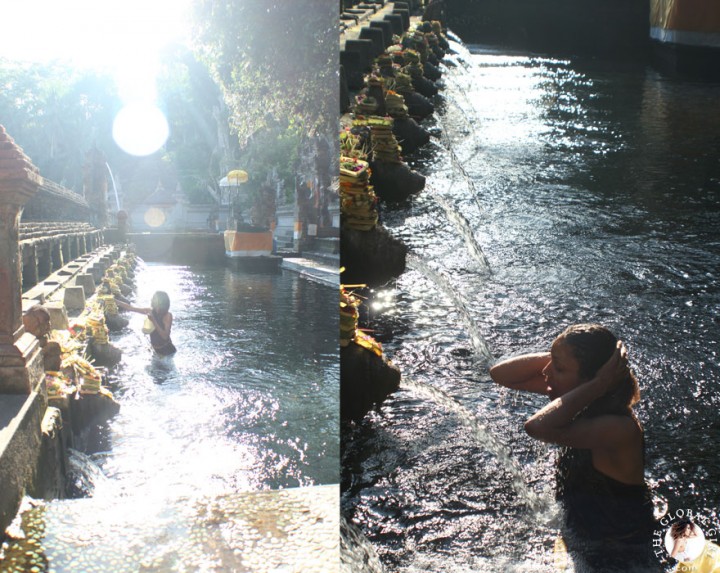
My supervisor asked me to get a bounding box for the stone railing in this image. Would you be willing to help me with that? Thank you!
[19,222,104,291]
[23,178,91,222]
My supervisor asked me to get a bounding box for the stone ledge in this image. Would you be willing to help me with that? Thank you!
[281,257,339,288]
[22,245,115,306]
[0,391,44,534]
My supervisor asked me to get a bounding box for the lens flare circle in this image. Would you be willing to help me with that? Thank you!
[113,103,169,156]
[144,207,166,228]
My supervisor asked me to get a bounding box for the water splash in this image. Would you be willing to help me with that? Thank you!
[432,113,488,218]
[432,191,491,272]
[341,517,386,573]
[400,377,558,521]
[406,253,493,362]
[66,449,110,498]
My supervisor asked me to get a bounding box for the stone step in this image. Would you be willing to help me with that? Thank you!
[311,237,340,255]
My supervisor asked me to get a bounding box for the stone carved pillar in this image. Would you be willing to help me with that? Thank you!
[0,126,44,393]
[83,146,109,228]
[21,242,39,292]
[51,240,63,271]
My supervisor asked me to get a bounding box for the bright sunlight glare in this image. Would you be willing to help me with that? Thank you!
[0,0,192,156]
[113,102,170,156]
[0,0,191,69]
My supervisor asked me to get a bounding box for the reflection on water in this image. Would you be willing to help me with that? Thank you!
[106,264,338,496]
[1,264,338,571]
[343,39,720,572]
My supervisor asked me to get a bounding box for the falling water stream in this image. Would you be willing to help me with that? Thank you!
[343,37,720,572]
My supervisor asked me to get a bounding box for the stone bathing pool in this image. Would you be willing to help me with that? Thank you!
[342,37,720,572]
[1,262,339,572]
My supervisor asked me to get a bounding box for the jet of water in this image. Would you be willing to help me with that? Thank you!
[106,162,121,211]
[67,448,110,498]
[433,114,487,217]
[400,377,558,522]
[406,253,493,362]
[431,191,491,272]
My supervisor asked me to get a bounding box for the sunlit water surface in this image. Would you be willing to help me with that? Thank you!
[342,39,720,573]
[2,264,338,571]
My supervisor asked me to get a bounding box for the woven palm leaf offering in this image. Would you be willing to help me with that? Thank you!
[367,73,384,90]
[402,50,424,79]
[340,284,361,348]
[110,263,127,283]
[384,90,409,119]
[340,129,369,160]
[45,371,75,400]
[361,116,403,164]
[101,276,122,297]
[340,281,383,357]
[354,94,378,116]
[340,155,379,231]
[60,353,106,396]
[364,73,387,113]
[68,318,86,341]
[108,269,131,295]
[86,310,109,345]
[48,328,83,357]
[403,29,430,62]
[117,253,137,279]
[353,328,384,357]
[98,294,119,316]
[392,72,414,95]
[376,54,397,78]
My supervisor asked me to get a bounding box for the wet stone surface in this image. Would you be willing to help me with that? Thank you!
[0,485,338,573]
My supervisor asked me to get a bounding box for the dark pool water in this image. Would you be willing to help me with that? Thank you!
[342,38,720,572]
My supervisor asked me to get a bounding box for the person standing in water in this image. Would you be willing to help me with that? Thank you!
[490,323,657,571]
[117,290,176,356]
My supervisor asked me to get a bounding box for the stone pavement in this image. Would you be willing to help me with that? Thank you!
[1,485,339,573]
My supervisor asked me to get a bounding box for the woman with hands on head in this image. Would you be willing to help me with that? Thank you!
[490,323,657,572]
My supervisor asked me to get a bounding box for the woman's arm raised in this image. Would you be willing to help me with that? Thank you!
[489,352,551,394]
[116,299,152,314]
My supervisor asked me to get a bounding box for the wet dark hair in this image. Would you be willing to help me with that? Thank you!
[557,323,641,415]
[670,519,700,540]
[151,291,171,315]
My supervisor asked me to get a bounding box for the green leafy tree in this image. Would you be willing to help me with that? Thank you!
[158,44,236,204]
[195,0,339,178]
[0,61,120,190]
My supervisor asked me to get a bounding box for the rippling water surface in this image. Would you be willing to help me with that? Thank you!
[2,264,338,571]
[343,39,720,572]
[107,264,338,494]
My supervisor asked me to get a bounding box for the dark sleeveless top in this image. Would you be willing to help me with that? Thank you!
[556,445,656,544]
[149,311,176,356]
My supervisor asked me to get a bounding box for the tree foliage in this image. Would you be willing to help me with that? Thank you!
[192,0,338,144]
[0,50,232,206]
[0,1,339,210]
[157,45,235,203]
[0,61,121,190]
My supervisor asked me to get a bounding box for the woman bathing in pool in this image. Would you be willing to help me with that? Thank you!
[117,290,176,356]
[490,323,657,571]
